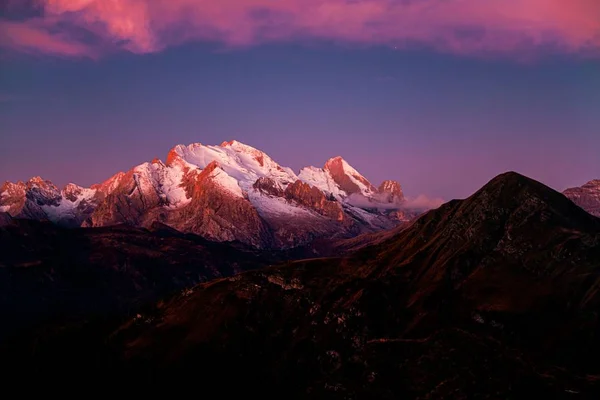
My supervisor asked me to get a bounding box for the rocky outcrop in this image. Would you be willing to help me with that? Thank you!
[86,168,165,227]
[564,179,600,217]
[284,180,344,221]
[378,180,404,203]
[324,156,376,196]
[0,181,28,217]
[253,177,284,197]
[171,162,272,248]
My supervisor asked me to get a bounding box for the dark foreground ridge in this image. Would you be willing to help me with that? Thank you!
[2,172,600,398]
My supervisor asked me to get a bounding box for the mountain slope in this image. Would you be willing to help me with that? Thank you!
[6,172,599,397]
[112,172,600,396]
[0,218,273,342]
[564,179,600,217]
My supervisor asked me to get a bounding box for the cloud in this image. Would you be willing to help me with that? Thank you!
[1,0,599,58]
[346,192,444,211]
[402,195,445,211]
[0,19,95,57]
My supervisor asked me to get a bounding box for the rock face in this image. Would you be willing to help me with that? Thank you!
[324,156,377,196]
[378,180,404,203]
[253,177,284,197]
[283,180,344,221]
[1,140,431,248]
[564,179,600,217]
[170,161,272,248]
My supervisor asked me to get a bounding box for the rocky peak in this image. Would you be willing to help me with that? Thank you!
[1,181,26,197]
[166,146,185,167]
[220,140,255,152]
[324,156,376,196]
[378,180,404,202]
[582,179,600,190]
[62,183,85,202]
[563,178,600,217]
[27,176,46,185]
[456,171,600,232]
[92,172,126,196]
[25,177,61,206]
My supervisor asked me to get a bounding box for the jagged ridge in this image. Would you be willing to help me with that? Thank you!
[1,140,424,249]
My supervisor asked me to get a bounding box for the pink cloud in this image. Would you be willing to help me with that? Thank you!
[0,19,95,58]
[1,0,599,58]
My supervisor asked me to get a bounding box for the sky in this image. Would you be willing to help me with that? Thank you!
[1,0,599,200]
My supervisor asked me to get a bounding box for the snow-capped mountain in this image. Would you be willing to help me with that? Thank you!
[1,140,431,248]
[0,177,107,227]
[563,179,600,217]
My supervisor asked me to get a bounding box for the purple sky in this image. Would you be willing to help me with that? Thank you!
[1,1,599,200]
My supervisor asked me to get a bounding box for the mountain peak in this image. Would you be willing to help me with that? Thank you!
[378,180,404,202]
[325,155,344,162]
[488,170,530,183]
[563,178,600,217]
[583,179,600,189]
[220,140,237,147]
[166,146,186,167]
[28,176,48,185]
[475,171,550,199]
[220,139,258,152]
[323,155,346,169]
[323,156,376,196]
[459,171,600,229]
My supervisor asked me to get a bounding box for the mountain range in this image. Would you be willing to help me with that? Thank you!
[2,171,600,397]
[0,140,426,249]
[2,140,597,250]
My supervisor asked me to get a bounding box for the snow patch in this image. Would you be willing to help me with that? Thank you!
[42,186,97,223]
[209,168,244,198]
[174,141,298,192]
[298,167,344,200]
[131,162,191,208]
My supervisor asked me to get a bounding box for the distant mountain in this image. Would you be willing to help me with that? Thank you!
[564,179,600,217]
[0,177,106,227]
[1,140,428,249]
[5,172,599,397]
